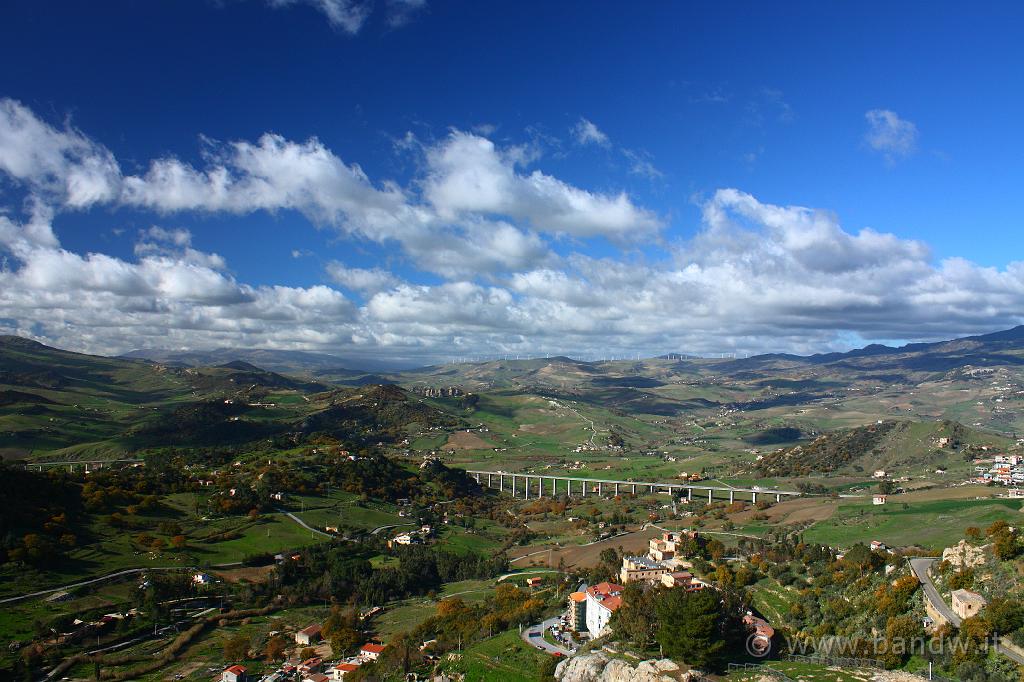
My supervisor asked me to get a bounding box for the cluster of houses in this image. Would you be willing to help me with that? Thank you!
[564,531,711,640]
[221,624,387,682]
[973,454,1024,486]
[621,531,710,591]
[387,524,433,549]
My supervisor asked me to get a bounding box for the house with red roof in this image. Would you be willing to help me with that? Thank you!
[295,623,322,646]
[221,665,246,682]
[584,582,624,639]
[331,662,360,679]
[743,613,775,656]
[359,642,387,662]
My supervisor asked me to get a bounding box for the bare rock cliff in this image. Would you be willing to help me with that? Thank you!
[554,653,705,682]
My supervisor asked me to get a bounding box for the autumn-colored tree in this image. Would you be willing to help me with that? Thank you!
[987,520,1010,537]
[715,564,734,588]
[480,612,504,637]
[436,597,466,617]
[879,614,921,669]
[948,569,974,591]
[264,635,287,661]
[875,575,919,617]
[222,631,250,660]
[170,535,187,549]
[992,529,1020,561]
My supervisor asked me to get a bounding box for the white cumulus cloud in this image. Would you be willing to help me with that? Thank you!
[864,109,918,162]
[572,118,610,147]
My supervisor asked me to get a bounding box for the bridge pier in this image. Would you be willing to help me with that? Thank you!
[464,470,800,506]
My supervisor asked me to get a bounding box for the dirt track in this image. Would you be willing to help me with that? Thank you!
[509,524,665,570]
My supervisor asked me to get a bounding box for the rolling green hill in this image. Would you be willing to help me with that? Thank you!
[0,337,457,461]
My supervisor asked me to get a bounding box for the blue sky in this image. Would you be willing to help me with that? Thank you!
[1,1,1023,363]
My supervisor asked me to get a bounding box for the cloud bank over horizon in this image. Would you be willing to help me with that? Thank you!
[1,98,1023,363]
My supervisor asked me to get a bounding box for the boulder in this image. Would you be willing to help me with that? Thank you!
[555,653,701,682]
[555,653,610,682]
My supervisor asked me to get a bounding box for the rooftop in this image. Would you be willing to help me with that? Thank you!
[624,555,662,569]
[952,589,987,604]
[587,582,624,612]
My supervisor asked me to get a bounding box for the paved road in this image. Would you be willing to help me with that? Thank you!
[521,616,574,657]
[909,557,1024,666]
[276,508,336,538]
[369,522,416,536]
[0,566,180,606]
[909,557,961,626]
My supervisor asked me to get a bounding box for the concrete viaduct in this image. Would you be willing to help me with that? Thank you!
[22,459,144,473]
[465,470,802,504]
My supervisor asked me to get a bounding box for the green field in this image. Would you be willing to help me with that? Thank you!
[726,660,875,681]
[0,500,331,599]
[802,497,1024,549]
[441,629,554,682]
[750,577,797,623]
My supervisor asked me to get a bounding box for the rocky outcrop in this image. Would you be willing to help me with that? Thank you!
[871,671,930,681]
[942,539,987,569]
[554,653,703,682]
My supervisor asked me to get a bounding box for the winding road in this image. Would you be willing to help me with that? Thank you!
[275,508,335,538]
[0,567,178,606]
[909,558,960,626]
[910,557,1024,666]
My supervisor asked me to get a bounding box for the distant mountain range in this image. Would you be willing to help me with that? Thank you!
[11,324,1024,381]
[120,346,413,374]
[4,325,1024,463]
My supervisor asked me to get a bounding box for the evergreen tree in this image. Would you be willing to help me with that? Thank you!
[655,588,726,670]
